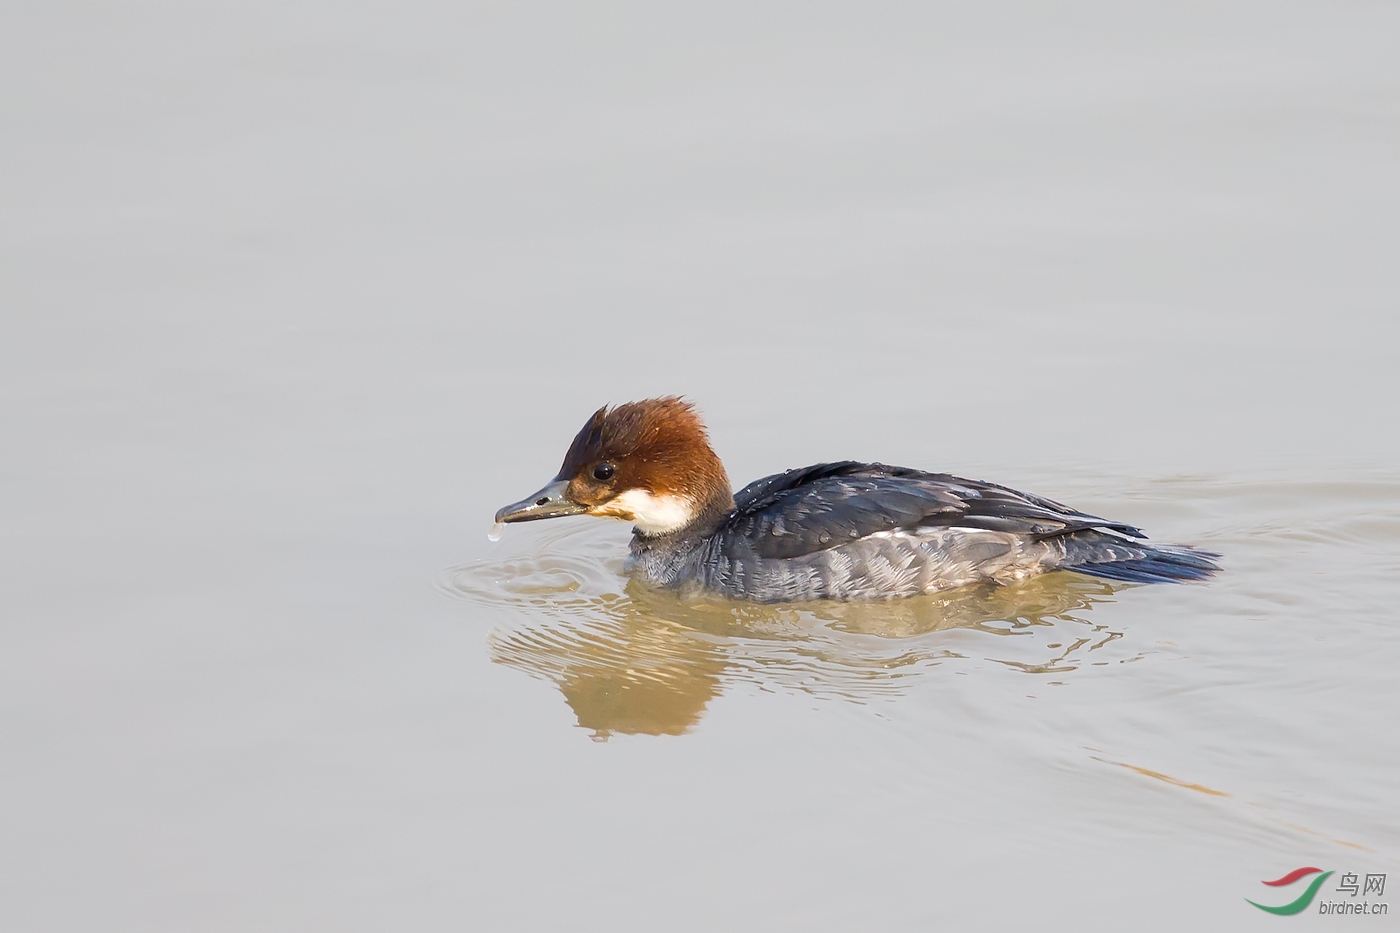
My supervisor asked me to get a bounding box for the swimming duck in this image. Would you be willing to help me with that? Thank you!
[494,398,1219,602]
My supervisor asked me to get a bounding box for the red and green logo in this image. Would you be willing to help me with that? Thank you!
[1247,867,1334,915]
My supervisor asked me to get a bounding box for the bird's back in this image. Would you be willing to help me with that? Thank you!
[631,462,1218,602]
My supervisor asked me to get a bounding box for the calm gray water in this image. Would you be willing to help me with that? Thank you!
[3,2,1399,930]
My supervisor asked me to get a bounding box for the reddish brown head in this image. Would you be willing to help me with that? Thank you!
[495,397,735,536]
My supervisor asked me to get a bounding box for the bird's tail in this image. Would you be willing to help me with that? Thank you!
[1069,542,1221,584]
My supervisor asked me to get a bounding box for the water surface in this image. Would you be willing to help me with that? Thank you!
[3,2,1399,930]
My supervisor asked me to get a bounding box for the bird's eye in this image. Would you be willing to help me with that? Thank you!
[593,462,615,481]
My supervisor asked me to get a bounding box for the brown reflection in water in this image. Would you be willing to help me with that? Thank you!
[1083,752,1374,851]
[491,608,727,739]
[806,574,1116,638]
[489,594,737,740]
[1091,755,1230,797]
[482,571,1121,739]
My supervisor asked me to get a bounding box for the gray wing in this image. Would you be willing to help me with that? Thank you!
[725,462,1143,561]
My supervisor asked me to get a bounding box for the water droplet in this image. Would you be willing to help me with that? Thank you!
[487,522,505,543]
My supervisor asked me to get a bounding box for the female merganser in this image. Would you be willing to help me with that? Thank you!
[494,398,1220,602]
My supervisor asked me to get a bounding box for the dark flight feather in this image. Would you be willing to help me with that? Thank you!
[728,462,1145,561]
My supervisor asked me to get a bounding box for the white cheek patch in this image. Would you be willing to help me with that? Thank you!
[604,489,697,535]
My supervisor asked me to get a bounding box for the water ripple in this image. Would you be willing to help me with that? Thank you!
[440,522,1128,737]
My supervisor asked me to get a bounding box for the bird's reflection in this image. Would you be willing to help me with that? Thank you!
[449,527,1123,739]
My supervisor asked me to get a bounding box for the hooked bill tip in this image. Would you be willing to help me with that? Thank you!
[494,478,589,523]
